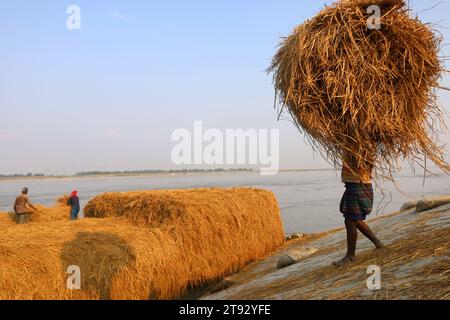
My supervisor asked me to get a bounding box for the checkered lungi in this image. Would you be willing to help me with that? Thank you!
[340,183,374,221]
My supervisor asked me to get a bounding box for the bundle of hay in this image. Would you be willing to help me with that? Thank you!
[0,197,70,227]
[269,0,449,178]
[84,188,283,230]
[0,218,179,300]
[31,196,71,223]
[0,188,285,300]
[0,211,16,227]
[84,188,285,281]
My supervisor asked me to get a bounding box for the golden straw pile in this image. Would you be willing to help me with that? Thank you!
[0,211,16,227]
[32,196,71,223]
[269,0,449,179]
[0,196,70,226]
[0,188,285,300]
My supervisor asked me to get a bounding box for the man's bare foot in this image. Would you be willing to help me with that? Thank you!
[375,241,385,249]
[332,256,354,267]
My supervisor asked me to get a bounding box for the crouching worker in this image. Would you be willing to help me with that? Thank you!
[333,150,385,267]
[14,187,37,224]
[67,190,80,221]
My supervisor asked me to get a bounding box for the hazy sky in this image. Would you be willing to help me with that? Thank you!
[1,0,449,175]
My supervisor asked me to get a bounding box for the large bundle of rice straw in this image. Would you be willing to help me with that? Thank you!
[269,0,450,178]
[0,196,70,226]
[0,188,285,300]
[32,196,71,223]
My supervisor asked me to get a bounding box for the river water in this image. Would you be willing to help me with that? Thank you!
[0,171,448,234]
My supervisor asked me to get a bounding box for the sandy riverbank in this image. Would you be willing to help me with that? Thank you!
[202,197,450,300]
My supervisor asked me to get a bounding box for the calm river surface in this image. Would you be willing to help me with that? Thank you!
[0,171,448,234]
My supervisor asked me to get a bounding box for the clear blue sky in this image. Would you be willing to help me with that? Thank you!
[0,0,449,174]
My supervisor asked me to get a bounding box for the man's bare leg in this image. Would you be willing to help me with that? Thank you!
[356,220,384,249]
[333,219,358,267]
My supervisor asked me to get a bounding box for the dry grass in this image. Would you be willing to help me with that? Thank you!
[0,211,16,227]
[226,209,450,300]
[32,196,71,223]
[0,196,71,226]
[306,226,450,300]
[84,188,282,229]
[269,0,449,180]
[0,218,177,300]
[0,188,285,300]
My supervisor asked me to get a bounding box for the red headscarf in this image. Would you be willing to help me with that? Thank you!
[71,190,78,198]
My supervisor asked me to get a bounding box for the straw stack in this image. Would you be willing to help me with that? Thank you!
[269,0,449,178]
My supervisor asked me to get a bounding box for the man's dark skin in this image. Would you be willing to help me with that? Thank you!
[333,151,385,267]
[333,219,385,267]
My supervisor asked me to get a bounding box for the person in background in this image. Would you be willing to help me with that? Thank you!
[14,187,37,224]
[67,190,80,221]
[333,150,385,267]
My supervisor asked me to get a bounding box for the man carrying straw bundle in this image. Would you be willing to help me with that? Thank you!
[334,151,384,267]
[269,0,450,266]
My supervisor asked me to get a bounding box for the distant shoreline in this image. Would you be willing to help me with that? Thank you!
[0,169,336,183]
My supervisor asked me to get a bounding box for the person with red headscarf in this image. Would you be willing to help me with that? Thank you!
[67,190,80,220]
